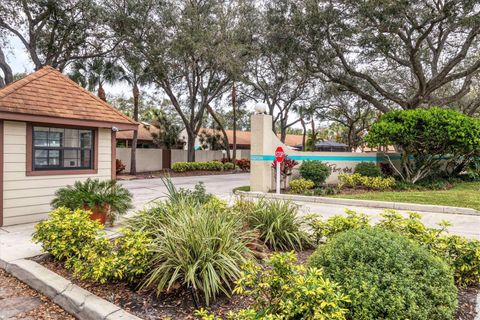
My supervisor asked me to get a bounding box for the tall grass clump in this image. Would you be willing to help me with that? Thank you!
[128,178,252,305]
[234,198,310,251]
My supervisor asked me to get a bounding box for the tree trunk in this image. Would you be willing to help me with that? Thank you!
[206,104,231,161]
[232,82,237,164]
[301,119,306,151]
[187,130,196,162]
[98,83,106,102]
[130,82,140,175]
[0,47,13,87]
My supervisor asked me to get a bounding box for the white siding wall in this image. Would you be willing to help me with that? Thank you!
[2,121,112,226]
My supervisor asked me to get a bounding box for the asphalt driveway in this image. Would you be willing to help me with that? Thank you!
[119,173,250,210]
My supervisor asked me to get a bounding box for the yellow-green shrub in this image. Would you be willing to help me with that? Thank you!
[288,178,315,194]
[32,207,103,260]
[306,210,370,244]
[69,229,152,283]
[196,252,350,320]
[338,173,395,190]
[33,207,152,284]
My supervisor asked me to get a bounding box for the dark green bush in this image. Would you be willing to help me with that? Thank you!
[299,161,331,187]
[354,162,382,177]
[223,162,235,170]
[309,228,458,320]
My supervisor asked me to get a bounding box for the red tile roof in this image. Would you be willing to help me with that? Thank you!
[0,66,137,129]
[199,128,303,147]
[117,124,161,141]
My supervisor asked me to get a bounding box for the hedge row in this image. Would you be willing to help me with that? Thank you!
[172,161,233,172]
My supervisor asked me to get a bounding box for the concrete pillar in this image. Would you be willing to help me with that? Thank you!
[250,114,273,192]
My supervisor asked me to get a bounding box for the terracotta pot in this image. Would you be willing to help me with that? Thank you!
[83,203,110,225]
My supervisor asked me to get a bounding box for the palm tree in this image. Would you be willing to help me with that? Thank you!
[69,58,124,101]
[119,53,151,175]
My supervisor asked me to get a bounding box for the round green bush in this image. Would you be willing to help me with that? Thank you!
[308,228,458,320]
[299,161,331,186]
[354,162,382,177]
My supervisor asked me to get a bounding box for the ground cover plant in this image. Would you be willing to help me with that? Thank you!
[309,228,458,320]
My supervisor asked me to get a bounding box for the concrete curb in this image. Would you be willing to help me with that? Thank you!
[237,191,480,216]
[476,292,480,320]
[1,258,140,320]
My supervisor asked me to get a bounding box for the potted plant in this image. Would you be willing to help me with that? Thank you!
[51,178,133,225]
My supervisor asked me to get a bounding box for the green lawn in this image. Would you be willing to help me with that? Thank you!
[330,182,480,211]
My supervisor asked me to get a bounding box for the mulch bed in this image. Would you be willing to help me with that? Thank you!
[0,267,75,320]
[35,252,478,320]
[37,255,252,319]
[117,169,246,181]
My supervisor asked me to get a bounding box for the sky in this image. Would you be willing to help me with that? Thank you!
[5,36,132,95]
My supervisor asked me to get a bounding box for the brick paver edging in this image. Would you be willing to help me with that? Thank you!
[0,258,140,320]
[237,191,480,216]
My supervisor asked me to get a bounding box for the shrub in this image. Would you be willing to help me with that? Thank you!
[172,161,224,172]
[299,161,331,186]
[51,178,133,224]
[365,107,480,183]
[309,228,458,320]
[288,178,315,194]
[223,162,235,170]
[378,210,480,286]
[338,173,395,190]
[234,199,310,250]
[306,209,370,244]
[136,199,252,305]
[354,162,382,177]
[196,252,349,320]
[311,209,480,287]
[379,162,395,177]
[33,208,152,284]
[116,159,126,174]
[33,207,102,260]
[235,158,250,172]
[69,228,152,283]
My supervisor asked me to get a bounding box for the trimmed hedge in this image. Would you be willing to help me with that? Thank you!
[354,162,382,177]
[172,161,224,172]
[309,228,458,320]
[299,161,331,187]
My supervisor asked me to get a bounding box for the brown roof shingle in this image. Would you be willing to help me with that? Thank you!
[199,128,303,147]
[0,66,137,129]
[117,124,161,141]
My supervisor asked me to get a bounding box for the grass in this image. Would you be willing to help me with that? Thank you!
[330,182,480,211]
[233,185,250,193]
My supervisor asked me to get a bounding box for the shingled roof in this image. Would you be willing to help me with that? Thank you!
[0,66,137,130]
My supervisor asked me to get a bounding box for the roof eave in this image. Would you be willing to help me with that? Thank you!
[0,111,138,130]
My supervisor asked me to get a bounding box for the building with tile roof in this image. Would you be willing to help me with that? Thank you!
[0,66,137,226]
